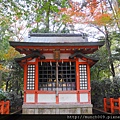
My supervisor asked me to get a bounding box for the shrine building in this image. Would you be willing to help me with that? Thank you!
[9,33,104,114]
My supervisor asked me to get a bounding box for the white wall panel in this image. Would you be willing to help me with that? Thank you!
[43,53,71,59]
[26,94,35,102]
[59,94,77,102]
[43,53,53,59]
[60,53,71,59]
[38,94,56,103]
[28,58,36,62]
[80,93,88,102]
[78,58,85,62]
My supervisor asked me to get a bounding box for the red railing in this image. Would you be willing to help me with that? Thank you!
[104,97,120,114]
[0,101,10,114]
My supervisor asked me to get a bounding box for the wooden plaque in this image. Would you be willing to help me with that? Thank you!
[54,50,60,60]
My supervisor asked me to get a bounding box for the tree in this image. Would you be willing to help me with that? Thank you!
[0,0,73,91]
[60,0,120,78]
[19,0,71,33]
[90,46,111,80]
[0,0,25,91]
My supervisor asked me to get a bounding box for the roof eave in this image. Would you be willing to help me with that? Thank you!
[9,41,105,47]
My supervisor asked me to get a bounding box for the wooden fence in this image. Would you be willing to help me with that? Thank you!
[104,97,120,114]
[0,101,10,114]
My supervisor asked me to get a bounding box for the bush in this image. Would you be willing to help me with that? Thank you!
[91,76,120,108]
[6,91,23,111]
[0,94,6,101]
[0,89,7,101]
[0,89,23,112]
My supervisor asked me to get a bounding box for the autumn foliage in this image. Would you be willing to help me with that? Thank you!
[59,0,113,26]
[0,47,20,72]
[94,13,112,26]
[3,47,20,61]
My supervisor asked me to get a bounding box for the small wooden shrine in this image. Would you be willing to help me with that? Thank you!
[9,33,104,114]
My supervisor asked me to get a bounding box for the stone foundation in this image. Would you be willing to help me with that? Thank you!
[22,104,93,114]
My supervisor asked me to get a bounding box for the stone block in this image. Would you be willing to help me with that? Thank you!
[81,108,88,114]
[35,109,38,114]
[22,109,27,114]
[28,109,35,114]
[50,109,55,114]
[76,108,81,114]
[39,108,56,114]
[88,107,92,114]
[55,108,59,114]
[59,109,69,114]
[39,109,45,114]
[22,104,93,114]
[69,109,77,114]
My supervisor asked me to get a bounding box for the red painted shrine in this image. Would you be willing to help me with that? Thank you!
[9,33,104,114]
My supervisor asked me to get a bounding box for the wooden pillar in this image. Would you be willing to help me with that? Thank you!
[76,59,80,103]
[56,61,59,104]
[23,64,27,103]
[56,61,58,96]
[35,58,38,103]
[56,95,59,104]
[87,64,91,103]
[87,64,91,90]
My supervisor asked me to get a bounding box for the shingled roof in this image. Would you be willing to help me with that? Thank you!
[9,33,104,55]
[25,33,88,43]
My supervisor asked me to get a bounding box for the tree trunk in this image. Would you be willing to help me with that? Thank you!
[45,0,51,32]
[6,81,8,91]
[104,26,115,77]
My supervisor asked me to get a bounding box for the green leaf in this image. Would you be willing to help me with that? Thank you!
[35,16,41,22]
[50,6,59,12]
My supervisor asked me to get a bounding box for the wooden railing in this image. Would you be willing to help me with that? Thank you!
[104,97,120,114]
[0,101,10,114]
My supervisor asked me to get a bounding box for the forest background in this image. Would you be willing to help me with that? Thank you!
[0,0,120,111]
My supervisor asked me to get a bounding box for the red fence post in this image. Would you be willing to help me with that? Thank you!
[0,102,1,114]
[104,98,107,112]
[110,98,114,114]
[118,97,120,114]
[0,101,10,114]
[1,101,4,114]
[6,101,10,114]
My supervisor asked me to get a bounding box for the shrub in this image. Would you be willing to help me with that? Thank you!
[91,76,120,108]
[0,89,7,101]
[0,89,23,112]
